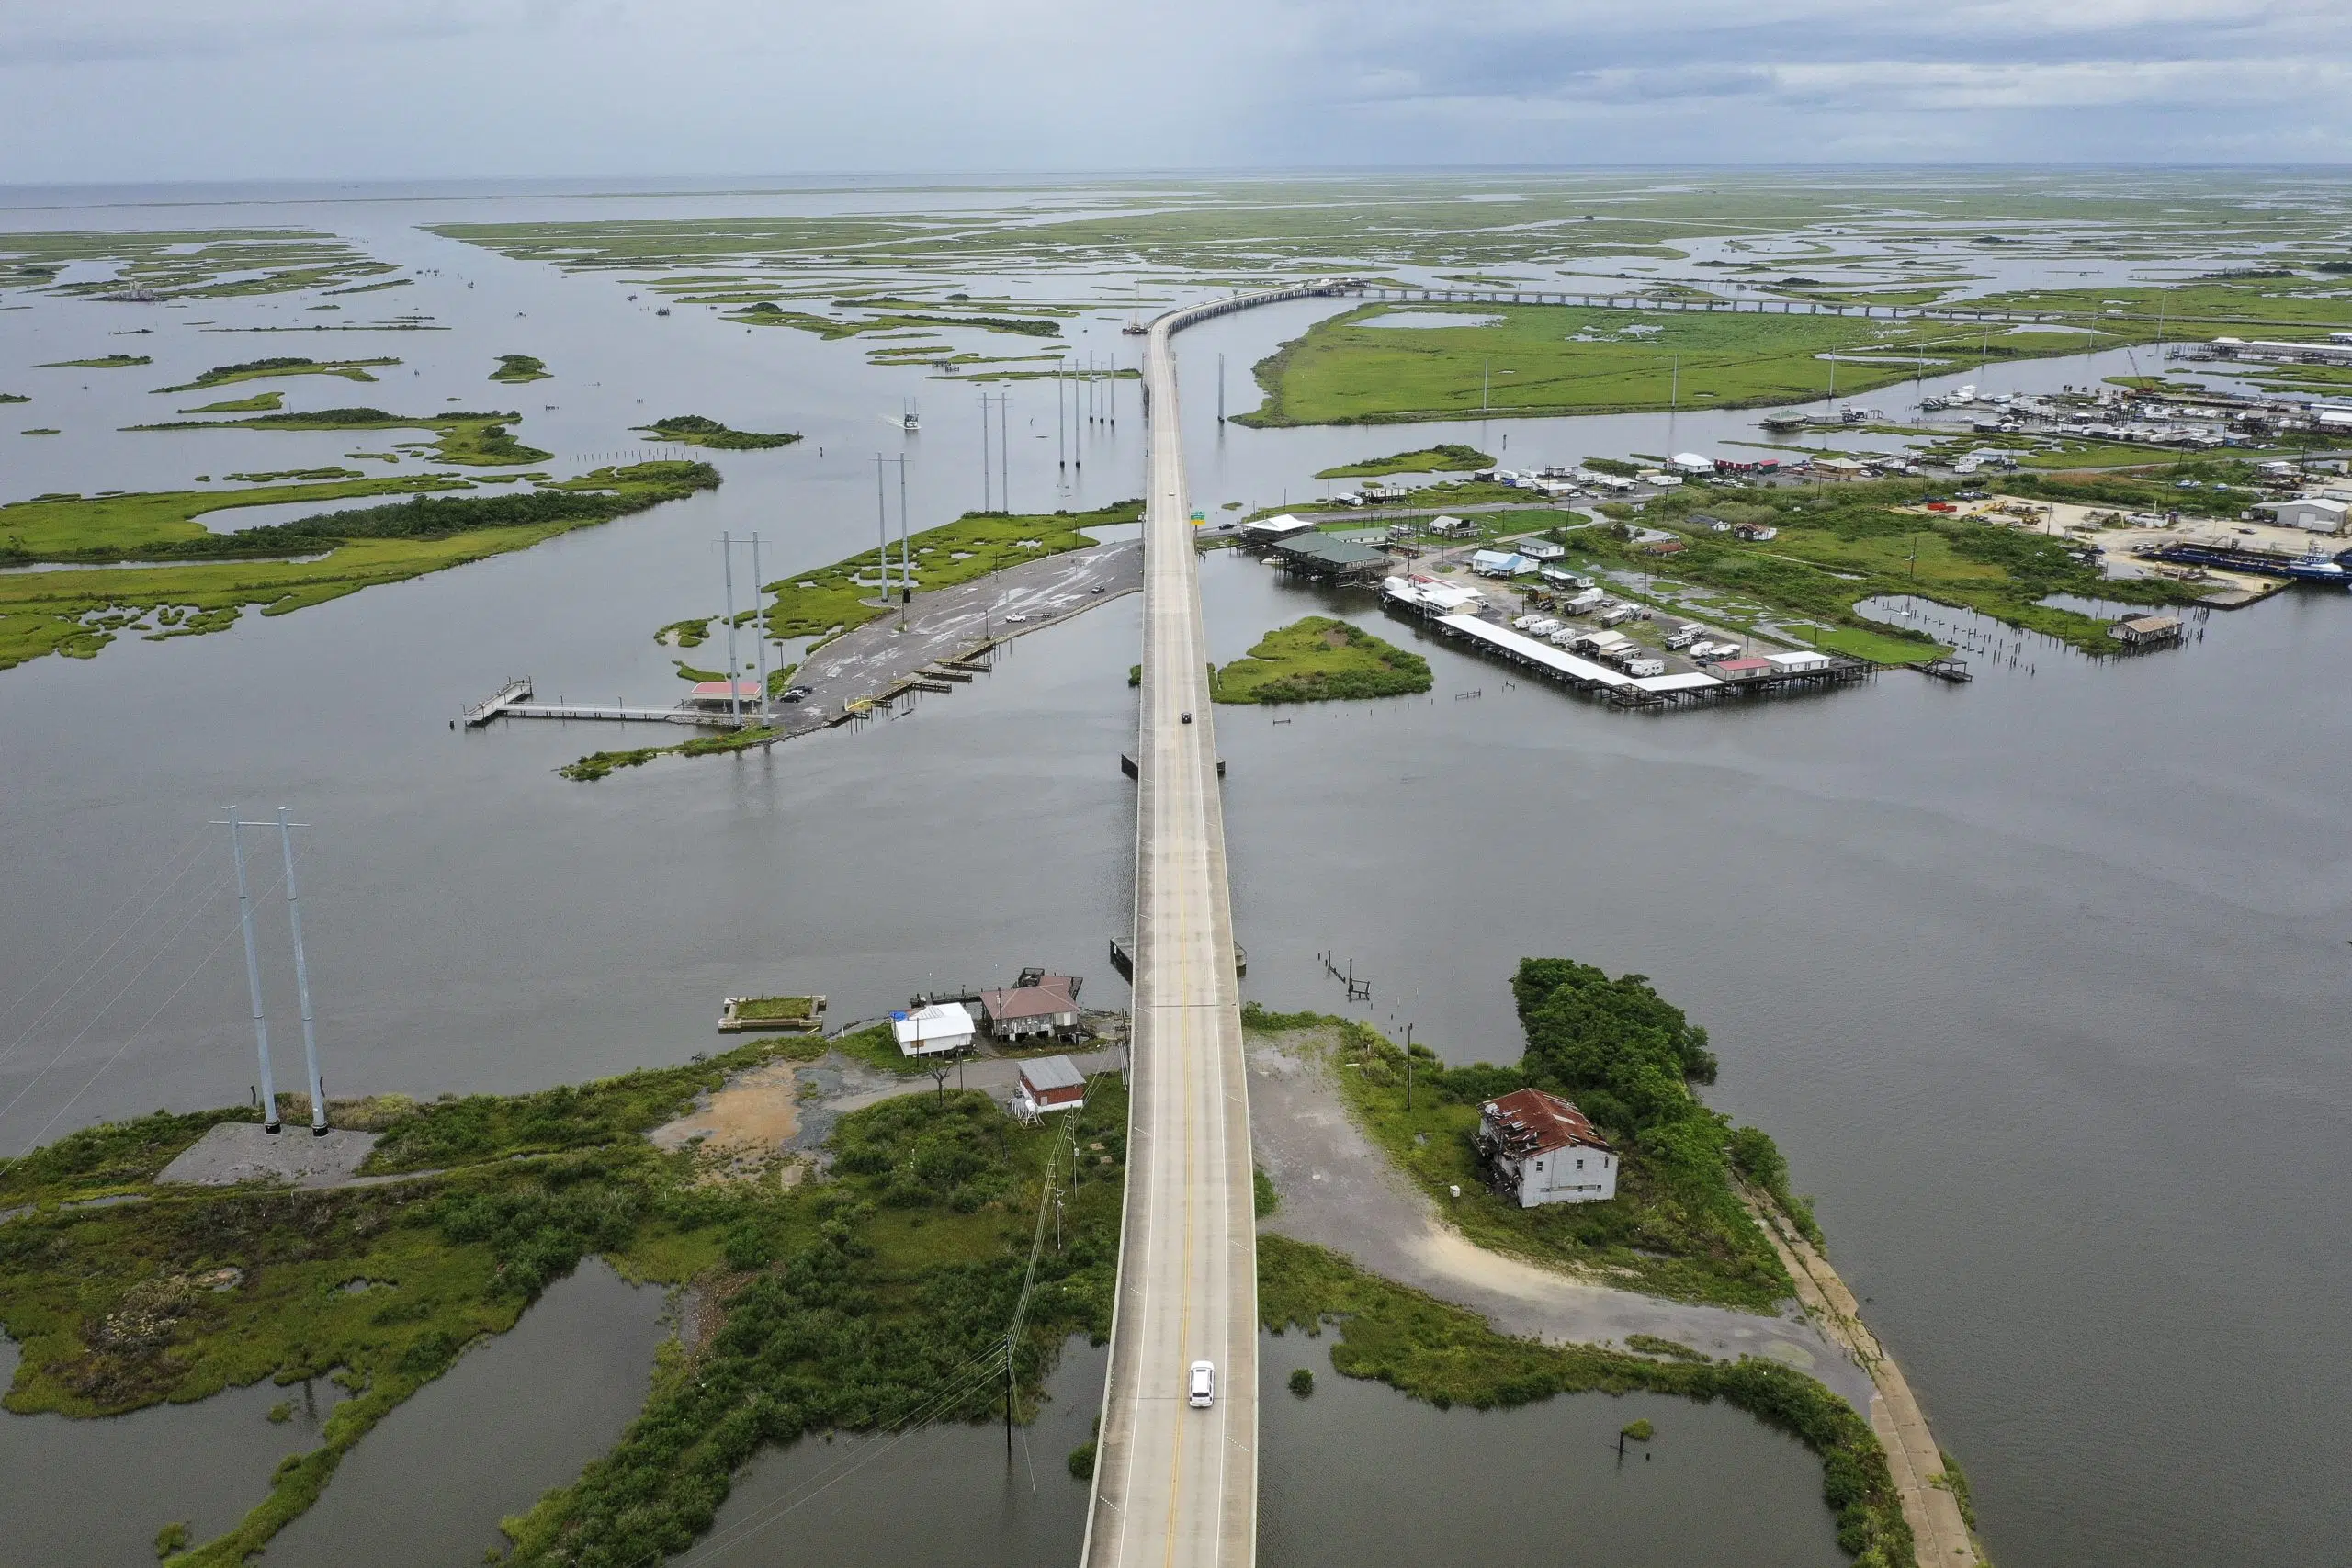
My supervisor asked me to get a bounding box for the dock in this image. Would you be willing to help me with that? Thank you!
[1917,657,1973,683]
[460,677,534,727]
[499,703,732,726]
[1389,596,1873,709]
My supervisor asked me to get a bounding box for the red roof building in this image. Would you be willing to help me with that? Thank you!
[976,972,1084,1042]
[1474,1088,1618,1206]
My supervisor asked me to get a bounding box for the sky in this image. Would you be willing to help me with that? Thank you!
[3,0,2349,183]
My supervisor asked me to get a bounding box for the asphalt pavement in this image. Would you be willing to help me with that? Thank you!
[1080,304,1259,1568]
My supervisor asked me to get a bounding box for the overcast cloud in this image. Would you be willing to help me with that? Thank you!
[2,0,2346,182]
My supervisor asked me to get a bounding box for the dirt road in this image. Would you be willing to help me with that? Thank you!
[1245,1031,1876,1410]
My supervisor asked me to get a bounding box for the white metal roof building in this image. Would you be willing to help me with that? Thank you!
[890,1001,976,1056]
[2260,497,2349,533]
[1239,513,1317,543]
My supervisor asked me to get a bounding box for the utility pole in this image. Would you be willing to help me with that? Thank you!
[1404,1021,1415,1112]
[748,535,769,721]
[1057,357,1067,470]
[224,807,278,1134]
[1670,354,1679,412]
[721,529,741,725]
[897,457,911,608]
[876,455,893,598]
[1482,357,1490,414]
[1000,391,1011,512]
[275,808,328,1134]
[1217,352,1226,424]
[978,395,992,513]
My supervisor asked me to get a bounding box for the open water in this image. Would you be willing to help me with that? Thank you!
[1,177,2345,1568]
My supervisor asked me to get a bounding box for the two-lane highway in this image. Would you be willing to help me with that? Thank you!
[1081,279,1345,1568]
[1079,305,1262,1568]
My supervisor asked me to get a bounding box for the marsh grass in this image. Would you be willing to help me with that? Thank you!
[1211,616,1432,705]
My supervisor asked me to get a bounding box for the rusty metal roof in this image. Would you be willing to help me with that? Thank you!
[1480,1088,1611,1157]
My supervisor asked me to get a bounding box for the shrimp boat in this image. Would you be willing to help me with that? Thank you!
[901,400,920,433]
[1122,313,1148,335]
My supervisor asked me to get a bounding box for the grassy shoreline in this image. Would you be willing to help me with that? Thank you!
[0,1033,1125,1565]
[1238,301,2157,428]
[1262,1235,1912,1565]
[1212,616,1432,704]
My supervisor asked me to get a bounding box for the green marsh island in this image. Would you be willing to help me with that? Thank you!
[633,413,799,449]
[1315,443,1493,479]
[37,354,152,370]
[125,407,555,467]
[0,462,717,671]
[491,354,552,383]
[152,357,401,394]
[1241,301,2140,427]
[1212,616,1433,704]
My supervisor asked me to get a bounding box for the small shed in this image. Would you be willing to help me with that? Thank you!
[1732,522,1780,542]
[1516,538,1566,561]
[1014,1055,1088,1119]
[890,1001,975,1057]
[685,680,764,710]
[1669,452,1715,476]
[2109,615,2184,649]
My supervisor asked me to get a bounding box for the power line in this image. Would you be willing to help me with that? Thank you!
[0,865,253,1136]
[0,829,216,1076]
[2,903,254,1168]
[668,1345,1012,1565]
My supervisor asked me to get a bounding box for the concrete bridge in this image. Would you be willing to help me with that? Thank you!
[1338,280,2069,325]
[1078,282,1343,1568]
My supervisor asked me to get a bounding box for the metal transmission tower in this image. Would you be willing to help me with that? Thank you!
[976,392,1011,512]
[748,534,769,724]
[721,530,741,726]
[870,454,911,610]
[217,807,329,1134]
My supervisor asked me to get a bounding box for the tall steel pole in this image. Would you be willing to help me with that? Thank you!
[998,393,1010,514]
[227,807,279,1134]
[721,529,741,724]
[897,457,911,604]
[1057,359,1066,470]
[275,808,327,1134]
[876,454,893,593]
[1217,353,1226,424]
[979,395,992,512]
[749,534,769,723]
